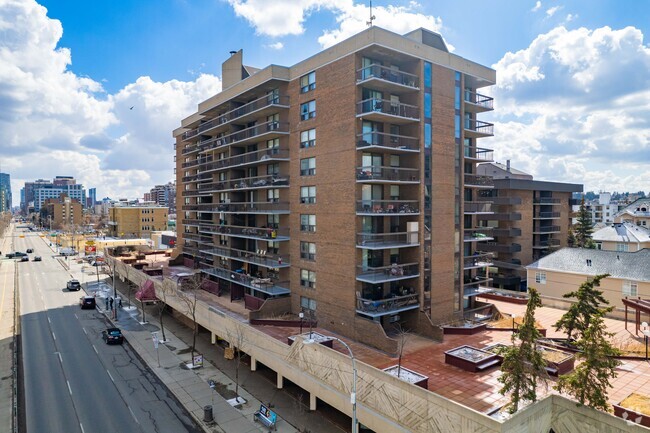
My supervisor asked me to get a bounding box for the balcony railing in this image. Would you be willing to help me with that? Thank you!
[200,224,289,241]
[356,263,420,283]
[356,64,419,89]
[357,231,419,248]
[200,246,290,268]
[217,201,290,214]
[197,148,289,173]
[464,201,493,213]
[356,200,419,215]
[534,212,561,219]
[356,293,419,316]
[464,90,494,110]
[197,175,290,193]
[463,252,493,269]
[183,121,289,154]
[203,266,290,296]
[181,219,209,226]
[534,198,562,205]
[464,174,494,188]
[463,145,494,162]
[181,95,290,140]
[533,239,561,249]
[182,232,212,243]
[357,98,419,120]
[533,225,561,234]
[182,156,213,169]
[464,119,494,137]
[492,227,522,237]
[481,242,522,254]
[356,132,419,152]
[463,227,494,242]
[356,166,419,183]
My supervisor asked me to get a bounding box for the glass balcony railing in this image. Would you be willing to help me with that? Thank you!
[463,227,494,242]
[533,239,561,249]
[356,231,419,248]
[464,201,492,213]
[202,266,290,296]
[356,98,419,120]
[463,252,493,269]
[356,200,419,215]
[534,212,561,219]
[533,225,561,234]
[356,166,419,182]
[356,263,420,283]
[200,246,290,268]
[356,64,419,89]
[534,198,562,205]
[197,148,289,173]
[356,132,419,151]
[356,293,419,316]
[200,224,289,241]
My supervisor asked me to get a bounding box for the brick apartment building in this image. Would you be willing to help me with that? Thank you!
[174,26,497,348]
[108,204,168,239]
[41,193,83,229]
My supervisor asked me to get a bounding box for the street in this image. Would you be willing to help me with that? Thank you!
[11,225,201,433]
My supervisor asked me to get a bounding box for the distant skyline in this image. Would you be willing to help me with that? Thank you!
[1,0,649,203]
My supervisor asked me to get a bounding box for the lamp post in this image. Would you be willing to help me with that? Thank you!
[303,336,357,433]
[512,313,518,333]
[299,311,304,335]
[642,322,649,361]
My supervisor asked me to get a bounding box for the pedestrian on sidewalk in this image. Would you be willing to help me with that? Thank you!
[109,297,114,310]
[105,296,109,310]
[117,296,123,308]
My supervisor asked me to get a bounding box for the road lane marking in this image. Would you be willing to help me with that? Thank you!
[47,317,51,324]
[67,380,72,396]
[74,314,78,319]
[57,352,62,364]
[79,423,85,433]
[82,327,87,335]
[107,370,115,383]
[52,332,56,340]
[92,345,98,355]
[128,407,139,424]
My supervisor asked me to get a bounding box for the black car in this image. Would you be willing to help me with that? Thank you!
[79,296,96,309]
[20,256,29,262]
[33,256,42,262]
[66,279,81,291]
[26,248,33,253]
[102,328,124,345]
[6,252,27,259]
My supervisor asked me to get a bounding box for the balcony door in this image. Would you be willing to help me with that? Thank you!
[362,120,382,145]
[362,152,382,178]
[361,184,383,210]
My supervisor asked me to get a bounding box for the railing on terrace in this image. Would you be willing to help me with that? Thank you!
[463,119,494,136]
[356,263,420,283]
[464,90,494,110]
[356,231,419,247]
[197,148,290,173]
[356,131,419,151]
[463,227,494,241]
[356,64,419,89]
[356,98,419,120]
[463,145,494,161]
[181,95,290,140]
[200,246,290,267]
[356,293,419,314]
[464,174,494,188]
[356,200,419,214]
[463,252,493,268]
[356,166,419,182]
[534,239,561,248]
[216,201,290,213]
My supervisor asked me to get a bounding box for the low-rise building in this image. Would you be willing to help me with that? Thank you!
[614,197,650,228]
[108,204,168,239]
[41,194,83,229]
[592,222,650,252]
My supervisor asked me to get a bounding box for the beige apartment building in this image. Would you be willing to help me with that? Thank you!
[41,194,83,229]
[175,26,498,349]
[108,205,168,239]
[615,197,650,227]
[476,162,582,291]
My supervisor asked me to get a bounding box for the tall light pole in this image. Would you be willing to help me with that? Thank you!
[303,336,357,433]
[642,321,649,361]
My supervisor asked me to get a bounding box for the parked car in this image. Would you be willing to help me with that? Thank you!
[33,256,42,262]
[79,296,96,309]
[102,328,124,345]
[20,256,29,262]
[66,279,81,291]
[26,248,33,253]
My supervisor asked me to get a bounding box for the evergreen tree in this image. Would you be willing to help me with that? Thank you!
[567,228,576,248]
[555,309,621,410]
[554,274,610,341]
[498,288,548,414]
[574,197,594,248]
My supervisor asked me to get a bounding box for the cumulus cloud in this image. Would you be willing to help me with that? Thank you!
[265,42,284,50]
[531,1,542,12]
[0,0,221,201]
[546,5,562,17]
[486,25,650,193]
[226,0,442,48]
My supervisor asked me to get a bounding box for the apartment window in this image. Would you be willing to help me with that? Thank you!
[300,72,316,93]
[267,163,279,176]
[300,269,316,288]
[300,129,316,148]
[616,243,629,252]
[267,214,279,229]
[300,157,316,176]
[267,113,280,130]
[300,242,316,261]
[623,281,638,297]
[535,271,547,285]
[300,186,316,204]
[300,296,317,311]
[267,188,280,203]
[300,100,316,120]
[300,214,316,232]
[267,241,279,255]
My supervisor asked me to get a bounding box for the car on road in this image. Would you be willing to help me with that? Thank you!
[26,248,33,253]
[33,256,41,262]
[79,296,96,309]
[66,279,81,291]
[102,328,124,345]
[20,256,29,262]
[6,252,27,259]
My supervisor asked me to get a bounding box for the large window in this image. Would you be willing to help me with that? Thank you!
[300,100,316,120]
[300,214,316,232]
[300,157,316,176]
[534,271,546,285]
[623,280,638,297]
[267,188,280,203]
[300,296,317,311]
[616,243,629,252]
[300,242,316,261]
[300,72,316,93]
[300,186,316,204]
[300,269,316,288]
[300,129,316,148]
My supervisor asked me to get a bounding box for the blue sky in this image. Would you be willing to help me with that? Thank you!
[1,0,649,203]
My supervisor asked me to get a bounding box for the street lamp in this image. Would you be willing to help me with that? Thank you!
[303,336,357,433]
[642,322,650,361]
[299,311,304,335]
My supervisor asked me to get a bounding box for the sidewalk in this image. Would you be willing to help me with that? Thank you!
[0,226,15,433]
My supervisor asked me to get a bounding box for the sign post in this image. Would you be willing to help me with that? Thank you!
[152,332,160,367]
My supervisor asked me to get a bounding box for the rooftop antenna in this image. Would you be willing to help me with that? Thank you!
[366,0,375,27]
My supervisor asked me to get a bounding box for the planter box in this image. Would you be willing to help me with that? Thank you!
[613,393,650,427]
[383,365,428,389]
[445,345,501,372]
[287,332,334,348]
[479,291,528,305]
[483,343,510,362]
[442,322,487,335]
[537,346,574,376]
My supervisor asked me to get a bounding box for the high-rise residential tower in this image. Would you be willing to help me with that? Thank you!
[0,173,11,212]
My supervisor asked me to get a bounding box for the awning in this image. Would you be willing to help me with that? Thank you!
[135,280,159,302]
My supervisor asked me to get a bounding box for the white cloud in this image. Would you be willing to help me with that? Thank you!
[486,25,650,193]
[564,13,577,23]
[0,0,222,201]
[532,1,542,12]
[226,0,443,48]
[265,42,284,50]
[546,5,562,17]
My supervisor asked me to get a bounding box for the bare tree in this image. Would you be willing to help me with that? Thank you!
[393,324,411,378]
[120,261,136,309]
[177,274,203,366]
[225,321,247,401]
[154,278,175,343]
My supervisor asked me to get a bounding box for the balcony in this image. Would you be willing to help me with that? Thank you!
[463,276,493,288]
[356,231,419,249]
[464,174,494,189]
[464,228,494,242]
[203,266,290,296]
[197,148,290,174]
[533,225,561,234]
[182,245,200,255]
[492,227,522,237]
[491,259,523,271]
[463,252,493,270]
[356,293,419,318]
[463,90,494,113]
[216,202,290,214]
[533,239,561,249]
[464,201,493,214]
[182,156,213,169]
[356,98,419,124]
[478,212,521,221]
[181,219,208,226]
[181,95,290,141]
[492,274,522,287]
[198,175,289,193]
[463,119,494,138]
[200,246,290,269]
[485,196,523,206]
[181,189,206,197]
[534,198,562,205]
[356,263,419,284]
[481,242,522,254]
[534,212,561,219]
[356,200,419,215]
[356,166,419,183]
[199,224,289,242]
[356,132,419,153]
[356,64,420,92]
[182,232,212,243]
[183,121,289,155]
[463,145,494,163]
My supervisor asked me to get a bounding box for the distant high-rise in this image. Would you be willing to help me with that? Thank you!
[0,173,11,212]
[23,179,50,214]
[87,188,97,209]
[23,176,85,212]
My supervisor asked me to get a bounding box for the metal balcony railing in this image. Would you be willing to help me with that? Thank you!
[197,175,289,193]
[464,201,493,213]
[356,263,420,283]
[356,231,419,248]
[356,64,419,89]
[200,224,289,241]
[464,174,494,188]
[464,90,494,110]
[197,148,289,173]
[535,212,561,219]
[203,266,290,296]
[200,246,290,268]
[182,156,213,169]
[356,132,419,151]
[533,225,561,234]
[534,198,562,205]
[356,293,419,315]
[356,200,419,214]
[357,98,419,120]
[533,239,561,248]
[216,201,290,213]
[356,166,420,182]
[463,227,494,241]
[464,119,494,136]
[463,252,493,269]
[463,145,494,162]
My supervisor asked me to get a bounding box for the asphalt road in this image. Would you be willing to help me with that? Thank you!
[13,226,201,433]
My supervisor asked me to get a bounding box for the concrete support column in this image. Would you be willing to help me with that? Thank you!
[309,393,317,411]
[211,332,216,344]
[251,356,257,371]
[276,373,283,389]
